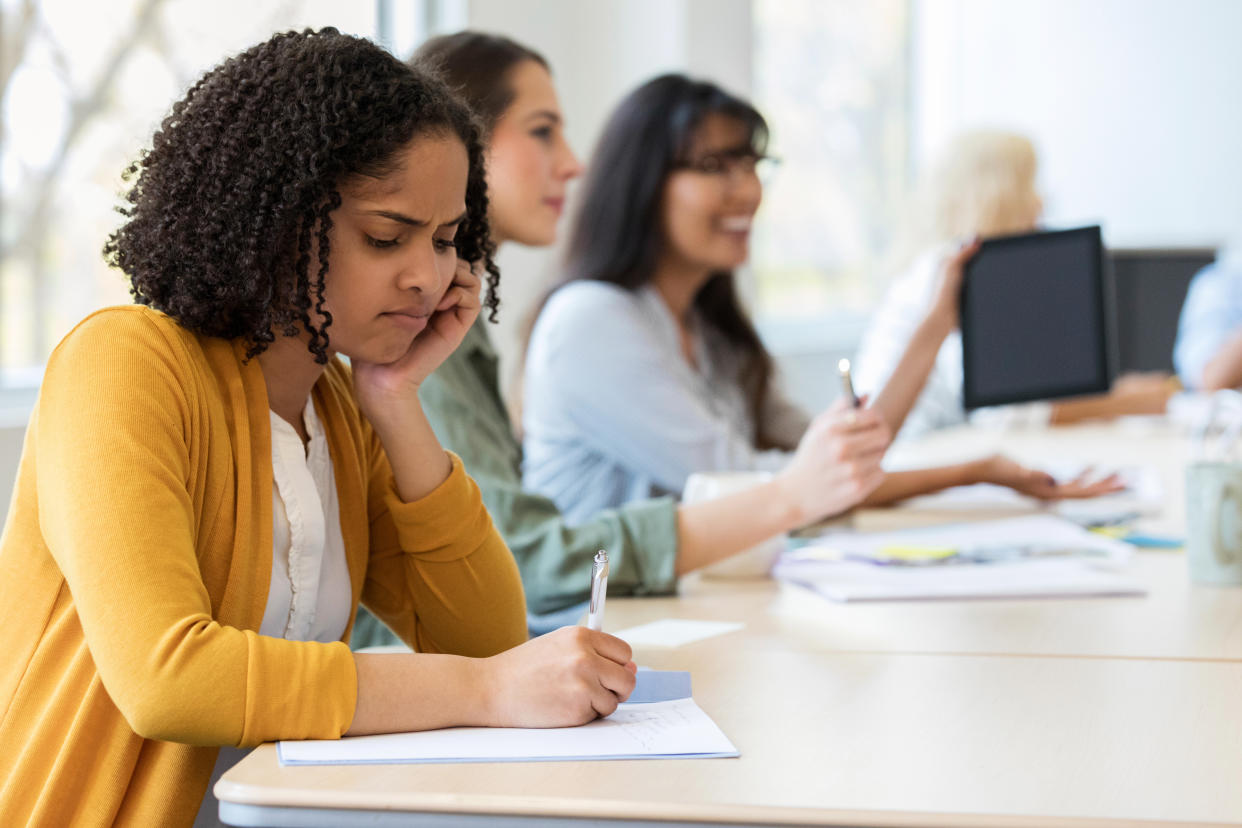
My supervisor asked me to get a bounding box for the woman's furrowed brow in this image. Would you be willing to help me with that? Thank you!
[365,209,425,227]
[364,209,468,228]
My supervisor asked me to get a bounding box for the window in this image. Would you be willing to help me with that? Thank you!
[750,0,911,336]
[0,0,450,388]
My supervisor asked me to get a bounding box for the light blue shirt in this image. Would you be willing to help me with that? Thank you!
[1174,260,1242,389]
[521,282,808,525]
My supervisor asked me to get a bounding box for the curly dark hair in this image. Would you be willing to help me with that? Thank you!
[103,27,499,363]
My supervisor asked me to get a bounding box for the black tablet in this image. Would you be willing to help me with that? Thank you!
[960,225,1110,410]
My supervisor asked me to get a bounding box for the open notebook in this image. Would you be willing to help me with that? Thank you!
[277,669,738,765]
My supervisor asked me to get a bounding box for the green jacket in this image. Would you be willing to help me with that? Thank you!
[352,320,678,647]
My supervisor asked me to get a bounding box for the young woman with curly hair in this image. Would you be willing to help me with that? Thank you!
[0,28,634,827]
[519,75,1123,527]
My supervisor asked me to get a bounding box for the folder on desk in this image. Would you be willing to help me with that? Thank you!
[277,670,738,765]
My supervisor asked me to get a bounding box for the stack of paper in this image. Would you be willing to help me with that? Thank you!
[277,670,738,765]
[775,514,1145,602]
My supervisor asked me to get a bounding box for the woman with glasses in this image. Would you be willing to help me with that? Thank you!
[520,75,1121,528]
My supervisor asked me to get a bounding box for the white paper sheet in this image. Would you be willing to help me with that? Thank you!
[775,514,1145,602]
[277,697,738,765]
[775,557,1145,602]
[613,619,744,647]
[789,514,1135,562]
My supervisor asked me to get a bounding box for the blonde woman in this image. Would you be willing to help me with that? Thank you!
[855,130,1174,441]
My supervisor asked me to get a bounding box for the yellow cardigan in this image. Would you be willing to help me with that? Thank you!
[0,306,527,826]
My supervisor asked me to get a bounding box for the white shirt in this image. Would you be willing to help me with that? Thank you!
[195,396,350,827]
[853,247,1051,442]
[263,395,351,642]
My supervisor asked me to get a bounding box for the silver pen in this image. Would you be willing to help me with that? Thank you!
[586,549,609,631]
[838,358,860,408]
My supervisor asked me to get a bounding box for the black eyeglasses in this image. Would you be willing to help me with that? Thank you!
[674,151,781,183]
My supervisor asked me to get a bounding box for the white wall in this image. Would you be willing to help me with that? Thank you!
[913,0,1242,248]
[466,0,753,398]
[470,0,1242,416]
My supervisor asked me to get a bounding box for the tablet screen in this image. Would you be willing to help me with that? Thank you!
[960,226,1110,410]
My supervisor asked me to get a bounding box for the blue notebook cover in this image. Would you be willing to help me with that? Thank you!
[627,668,692,703]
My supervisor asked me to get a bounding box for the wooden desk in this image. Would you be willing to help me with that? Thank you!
[613,560,1242,663]
[880,419,1188,536]
[621,421,1241,663]
[219,654,1242,827]
[218,422,1242,827]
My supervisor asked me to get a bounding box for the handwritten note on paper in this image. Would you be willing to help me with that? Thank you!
[573,698,727,756]
[613,619,744,648]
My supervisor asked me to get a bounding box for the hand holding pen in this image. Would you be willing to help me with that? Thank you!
[775,390,890,524]
[473,549,635,727]
[839,358,861,410]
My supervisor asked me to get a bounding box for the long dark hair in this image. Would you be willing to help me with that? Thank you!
[559,74,788,449]
[412,31,548,138]
[105,27,498,362]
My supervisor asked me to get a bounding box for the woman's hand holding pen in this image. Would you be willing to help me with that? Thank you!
[776,397,890,523]
[479,626,637,727]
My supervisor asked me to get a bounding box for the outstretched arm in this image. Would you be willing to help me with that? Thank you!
[872,240,980,435]
[862,455,1123,506]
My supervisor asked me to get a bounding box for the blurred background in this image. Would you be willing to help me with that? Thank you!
[2,0,1240,468]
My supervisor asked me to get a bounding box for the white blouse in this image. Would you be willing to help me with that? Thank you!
[262,395,351,642]
[196,395,350,827]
